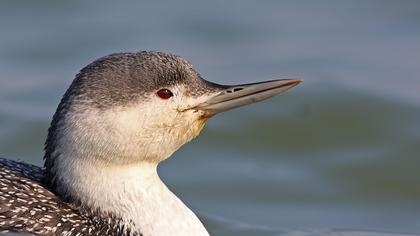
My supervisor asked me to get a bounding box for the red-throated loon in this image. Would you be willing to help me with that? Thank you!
[0,51,301,236]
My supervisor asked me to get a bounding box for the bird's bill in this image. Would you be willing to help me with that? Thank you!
[196,78,302,117]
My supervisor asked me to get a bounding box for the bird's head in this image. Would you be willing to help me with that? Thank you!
[44,51,301,190]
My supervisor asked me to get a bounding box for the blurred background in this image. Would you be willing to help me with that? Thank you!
[1,1,420,235]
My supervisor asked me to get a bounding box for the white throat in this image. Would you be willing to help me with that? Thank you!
[49,99,211,235]
[57,158,208,236]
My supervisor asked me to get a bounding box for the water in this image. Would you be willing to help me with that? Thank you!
[1,1,420,235]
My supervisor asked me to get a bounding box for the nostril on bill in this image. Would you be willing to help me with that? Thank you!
[226,87,244,93]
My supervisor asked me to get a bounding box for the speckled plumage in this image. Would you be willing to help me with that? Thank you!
[0,158,139,236]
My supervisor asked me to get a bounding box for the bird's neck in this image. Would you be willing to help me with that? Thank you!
[53,158,209,236]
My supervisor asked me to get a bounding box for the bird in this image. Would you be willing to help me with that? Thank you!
[0,51,301,236]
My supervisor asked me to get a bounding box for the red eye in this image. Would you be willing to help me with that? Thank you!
[156,89,173,99]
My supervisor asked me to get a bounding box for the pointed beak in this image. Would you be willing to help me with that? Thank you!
[195,78,302,117]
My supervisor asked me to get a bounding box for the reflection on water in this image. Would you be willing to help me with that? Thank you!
[1,1,420,235]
